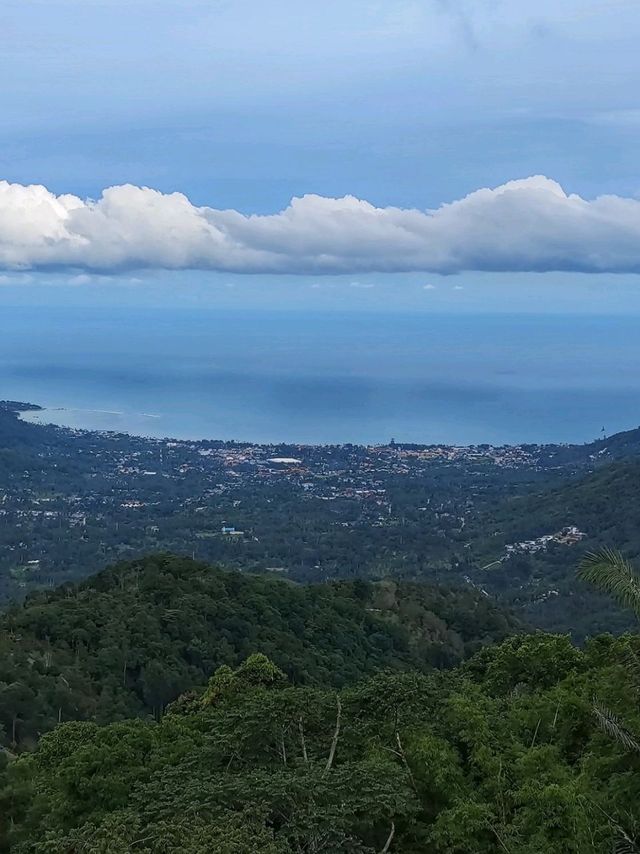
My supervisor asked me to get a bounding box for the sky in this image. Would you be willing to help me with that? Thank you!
[2,0,640,310]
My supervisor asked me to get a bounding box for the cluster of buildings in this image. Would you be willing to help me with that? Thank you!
[0,408,591,596]
[504,526,587,557]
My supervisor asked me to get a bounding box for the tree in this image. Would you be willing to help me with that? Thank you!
[578,549,640,852]
[578,549,640,620]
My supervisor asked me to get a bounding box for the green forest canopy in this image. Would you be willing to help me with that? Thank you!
[0,552,638,851]
[0,554,517,749]
[2,633,639,853]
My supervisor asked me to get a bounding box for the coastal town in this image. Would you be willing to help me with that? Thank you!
[0,402,609,623]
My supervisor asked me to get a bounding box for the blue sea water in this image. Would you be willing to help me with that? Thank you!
[0,305,638,446]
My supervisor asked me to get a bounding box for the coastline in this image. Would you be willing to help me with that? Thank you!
[10,398,637,454]
[3,308,640,447]
[19,405,165,441]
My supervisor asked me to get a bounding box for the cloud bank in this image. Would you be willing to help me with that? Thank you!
[2,176,640,276]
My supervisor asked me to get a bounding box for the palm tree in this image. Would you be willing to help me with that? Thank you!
[578,548,640,852]
[578,548,640,755]
[578,548,640,618]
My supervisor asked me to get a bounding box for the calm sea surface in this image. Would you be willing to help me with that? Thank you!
[1,306,638,446]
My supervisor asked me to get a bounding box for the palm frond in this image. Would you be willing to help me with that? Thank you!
[622,645,640,696]
[593,702,640,754]
[577,548,640,617]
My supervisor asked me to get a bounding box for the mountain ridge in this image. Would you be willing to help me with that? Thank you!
[0,553,518,748]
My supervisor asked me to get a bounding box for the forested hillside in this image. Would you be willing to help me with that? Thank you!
[0,553,638,851]
[0,554,517,749]
[478,460,640,557]
[467,460,640,636]
[2,634,638,853]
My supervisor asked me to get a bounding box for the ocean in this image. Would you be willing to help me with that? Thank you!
[1,305,638,446]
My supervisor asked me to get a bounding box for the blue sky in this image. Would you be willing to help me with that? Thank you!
[2,0,640,309]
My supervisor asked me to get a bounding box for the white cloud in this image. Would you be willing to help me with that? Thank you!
[3,175,640,276]
[423,283,437,290]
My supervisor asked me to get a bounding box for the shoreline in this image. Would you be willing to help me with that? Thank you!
[13,399,628,453]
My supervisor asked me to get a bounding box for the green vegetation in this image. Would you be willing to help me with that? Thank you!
[0,551,637,851]
[0,554,517,749]
[1,403,640,848]
[578,548,640,760]
[2,633,638,852]
[4,401,640,639]
[468,461,640,637]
